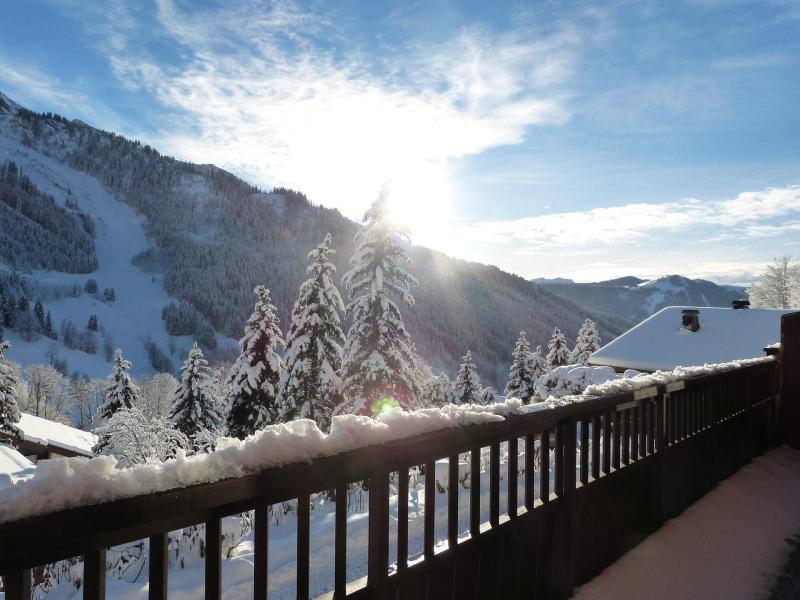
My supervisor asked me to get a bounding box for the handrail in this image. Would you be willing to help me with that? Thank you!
[0,359,781,600]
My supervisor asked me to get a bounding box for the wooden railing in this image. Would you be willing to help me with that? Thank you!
[5,309,800,600]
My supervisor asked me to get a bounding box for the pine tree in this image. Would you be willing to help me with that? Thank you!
[0,341,21,436]
[97,349,140,422]
[341,194,421,413]
[530,345,546,380]
[45,311,55,339]
[422,373,456,408]
[479,386,497,405]
[87,314,98,331]
[546,327,571,370]
[171,343,225,450]
[226,286,285,439]
[570,319,602,365]
[505,331,537,404]
[34,299,45,330]
[277,234,345,430]
[454,351,481,405]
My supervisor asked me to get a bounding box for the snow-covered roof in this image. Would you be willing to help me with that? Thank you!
[0,443,36,491]
[588,306,793,372]
[17,413,97,456]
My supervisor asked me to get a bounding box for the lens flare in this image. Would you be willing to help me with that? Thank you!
[371,396,401,418]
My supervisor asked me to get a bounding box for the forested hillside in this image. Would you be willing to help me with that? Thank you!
[0,92,629,386]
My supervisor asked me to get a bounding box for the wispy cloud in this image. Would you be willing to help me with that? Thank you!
[55,0,581,219]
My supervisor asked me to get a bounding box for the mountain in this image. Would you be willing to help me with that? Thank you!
[531,277,575,285]
[537,274,748,323]
[0,92,630,388]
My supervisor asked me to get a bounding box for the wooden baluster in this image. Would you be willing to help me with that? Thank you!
[621,409,630,465]
[149,533,168,600]
[297,493,310,600]
[555,424,564,496]
[631,406,639,460]
[541,430,551,502]
[579,419,589,485]
[591,415,601,480]
[397,469,408,572]
[602,412,612,474]
[508,439,519,517]
[489,443,500,527]
[368,472,390,597]
[524,435,535,509]
[448,455,459,547]
[254,506,269,600]
[612,409,621,470]
[470,449,480,537]
[424,461,436,558]
[3,569,32,600]
[205,518,221,600]
[84,548,106,600]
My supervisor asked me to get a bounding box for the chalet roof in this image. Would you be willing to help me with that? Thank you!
[588,306,793,372]
[0,443,36,491]
[16,413,96,456]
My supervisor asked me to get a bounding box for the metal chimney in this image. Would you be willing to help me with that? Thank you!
[681,309,700,332]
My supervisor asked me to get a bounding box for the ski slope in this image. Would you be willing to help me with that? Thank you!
[0,132,185,377]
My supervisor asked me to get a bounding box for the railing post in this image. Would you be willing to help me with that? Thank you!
[367,469,389,599]
[653,390,667,526]
[2,569,32,600]
[148,533,168,600]
[84,548,106,600]
[779,312,800,449]
[553,417,576,599]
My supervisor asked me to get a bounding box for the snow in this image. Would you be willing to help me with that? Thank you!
[0,443,36,490]
[0,132,184,378]
[572,445,800,600]
[588,306,792,372]
[17,412,97,455]
[0,400,522,524]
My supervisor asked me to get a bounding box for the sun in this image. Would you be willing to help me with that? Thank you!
[383,161,455,252]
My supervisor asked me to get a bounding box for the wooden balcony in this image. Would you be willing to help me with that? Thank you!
[1,312,798,600]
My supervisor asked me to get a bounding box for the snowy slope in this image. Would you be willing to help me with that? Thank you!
[0,132,185,377]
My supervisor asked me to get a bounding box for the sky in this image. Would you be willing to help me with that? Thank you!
[1,0,799,285]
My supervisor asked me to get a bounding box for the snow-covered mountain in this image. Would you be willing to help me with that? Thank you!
[0,92,630,386]
[535,274,748,323]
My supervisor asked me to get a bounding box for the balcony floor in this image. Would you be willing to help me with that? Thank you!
[572,446,800,600]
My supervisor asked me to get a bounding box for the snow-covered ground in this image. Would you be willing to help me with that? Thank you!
[572,445,800,600]
[0,133,184,378]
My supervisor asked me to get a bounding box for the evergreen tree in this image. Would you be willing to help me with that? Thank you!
[479,386,497,405]
[171,342,225,450]
[422,373,455,408]
[570,319,602,365]
[226,286,285,439]
[45,311,55,339]
[454,351,481,405]
[505,331,537,404]
[97,349,140,422]
[277,234,345,430]
[530,345,546,380]
[34,299,45,330]
[546,327,571,370]
[341,194,421,412]
[0,341,21,436]
[87,314,98,331]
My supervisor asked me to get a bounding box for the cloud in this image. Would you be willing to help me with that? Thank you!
[463,185,800,247]
[58,0,580,218]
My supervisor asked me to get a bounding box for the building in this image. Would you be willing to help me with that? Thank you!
[0,412,96,462]
[588,305,793,373]
[0,442,36,491]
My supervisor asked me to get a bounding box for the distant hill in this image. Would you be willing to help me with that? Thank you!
[0,91,630,387]
[535,275,747,323]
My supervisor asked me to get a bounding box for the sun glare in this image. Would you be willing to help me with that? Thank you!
[384,161,455,252]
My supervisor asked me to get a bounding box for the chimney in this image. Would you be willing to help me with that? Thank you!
[732,299,750,310]
[681,309,700,332]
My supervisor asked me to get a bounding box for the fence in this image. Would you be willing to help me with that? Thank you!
[1,316,796,600]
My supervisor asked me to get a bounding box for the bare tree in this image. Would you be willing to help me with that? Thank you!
[24,364,72,424]
[747,256,800,309]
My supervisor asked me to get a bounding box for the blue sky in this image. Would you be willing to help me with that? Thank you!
[1,0,799,284]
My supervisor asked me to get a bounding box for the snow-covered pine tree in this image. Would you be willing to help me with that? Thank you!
[545,327,571,370]
[570,319,602,365]
[341,194,421,413]
[226,286,285,439]
[530,345,546,380]
[0,341,21,436]
[97,349,140,421]
[505,331,537,404]
[421,373,455,408]
[277,234,345,430]
[171,342,225,450]
[479,386,497,405]
[454,351,481,405]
